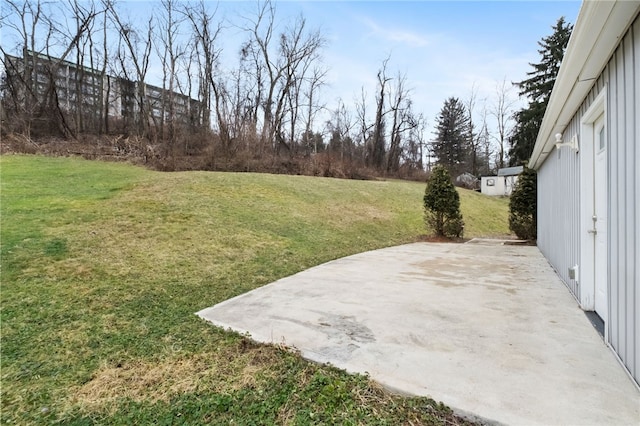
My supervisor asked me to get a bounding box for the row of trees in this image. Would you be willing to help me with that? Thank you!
[428,17,573,181]
[1,1,326,153]
[428,78,515,179]
[1,0,566,179]
[1,0,435,175]
[423,17,571,242]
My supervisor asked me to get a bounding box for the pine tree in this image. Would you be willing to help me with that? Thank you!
[509,166,537,240]
[509,17,573,165]
[423,165,464,238]
[431,97,470,177]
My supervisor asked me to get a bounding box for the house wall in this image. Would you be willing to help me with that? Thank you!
[537,128,582,297]
[536,16,639,384]
[605,17,639,384]
[537,75,606,298]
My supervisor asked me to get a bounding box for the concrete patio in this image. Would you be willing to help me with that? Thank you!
[197,240,640,425]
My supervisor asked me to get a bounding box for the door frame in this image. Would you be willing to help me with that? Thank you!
[579,88,608,340]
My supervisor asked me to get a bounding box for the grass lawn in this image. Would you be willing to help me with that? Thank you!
[1,155,510,425]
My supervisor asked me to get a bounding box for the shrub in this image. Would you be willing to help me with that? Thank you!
[423,165,464,238]
[509,166,537,240]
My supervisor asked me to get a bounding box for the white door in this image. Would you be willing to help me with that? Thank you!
[593,115,608,321]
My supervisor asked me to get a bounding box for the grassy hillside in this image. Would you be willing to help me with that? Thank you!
[1,155,507,424]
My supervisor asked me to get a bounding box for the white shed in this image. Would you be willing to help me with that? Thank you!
[529,1,639,387]
[480,166,522,196]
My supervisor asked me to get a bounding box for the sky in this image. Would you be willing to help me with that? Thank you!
[2,0,583,143]
[142,0,582,138]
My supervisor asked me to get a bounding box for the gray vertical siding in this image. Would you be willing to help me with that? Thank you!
[537,17,639,384]
[537,79,605,300]
[605,17,639,383]
[537,134,581,297]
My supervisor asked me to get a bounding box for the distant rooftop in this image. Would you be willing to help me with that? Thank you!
[497,166,524,176]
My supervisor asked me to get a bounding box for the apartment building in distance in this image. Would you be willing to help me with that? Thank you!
[2,49,202,133]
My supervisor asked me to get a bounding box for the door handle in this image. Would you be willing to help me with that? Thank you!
[588,229,597,235]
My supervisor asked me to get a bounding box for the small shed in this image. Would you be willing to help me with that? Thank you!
[480,166,523,196]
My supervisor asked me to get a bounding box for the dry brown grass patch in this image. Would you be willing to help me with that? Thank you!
[69,343,282,413]
[71,356,209,409]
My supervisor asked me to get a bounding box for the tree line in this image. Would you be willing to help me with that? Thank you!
[1,0,568,180]
[429,16,572,181]
[429,77,514,181]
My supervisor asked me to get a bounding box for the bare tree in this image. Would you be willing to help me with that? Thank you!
[99,2,111,133]
[66,0,100,133]
[237,40,263,141]
[490,77,516,169]
[325,98,355,160]
[184,0,224,144]
[242,0,278,153]
[302,65,327,153]
[1,0,101,137]
[228,64,256,151]
[355,87,371,162]
[1,0,47,136]
[477,105,493,175]
[368,56,391,169]
[284,58,302,152]
[283,47,326,153]
[387,71,417,173]
[43,1,100,137]
[155,0,187,149]
[399,111,426,173]
[241,1,324,154]
[271,14,324,154]
[465,83,488,176]
[107,1,153,137]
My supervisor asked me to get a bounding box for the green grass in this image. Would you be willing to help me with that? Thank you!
[458,189,511,238]
[1,155,508,425]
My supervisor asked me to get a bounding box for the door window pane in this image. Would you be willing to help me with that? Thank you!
[598,126,605,151]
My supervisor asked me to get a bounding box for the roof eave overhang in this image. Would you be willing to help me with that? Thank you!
[529,0,640,170]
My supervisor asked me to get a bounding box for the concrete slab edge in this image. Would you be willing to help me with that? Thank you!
[194,314,504,426]
[465,238,531,246]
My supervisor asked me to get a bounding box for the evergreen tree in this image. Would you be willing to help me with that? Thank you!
[423,165,464,238]
[431,97,470,176]
[509,166,537,240]
[509,17,573,165]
